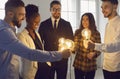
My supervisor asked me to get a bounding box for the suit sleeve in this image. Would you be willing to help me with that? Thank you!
[38,22,44,41]
[65,22,74,40]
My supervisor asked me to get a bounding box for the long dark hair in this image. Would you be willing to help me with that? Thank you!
[75,13,97,37]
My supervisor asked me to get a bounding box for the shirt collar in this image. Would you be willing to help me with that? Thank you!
[51,17,60,28]
[51,17,60,22]
[108,15,119,23]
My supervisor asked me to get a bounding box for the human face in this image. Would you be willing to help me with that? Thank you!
[28,15,40,30]
[12,7,25,28]
[101,1,117,19]
[82,15,89,28]
[50,4,61,19]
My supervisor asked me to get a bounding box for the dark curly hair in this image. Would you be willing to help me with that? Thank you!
[25,4,40,21]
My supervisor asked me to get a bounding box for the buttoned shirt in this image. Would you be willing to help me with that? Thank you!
[73,29,101,72]
[51,17,60,28]
[95,15,120,71]
[0,19,62,79]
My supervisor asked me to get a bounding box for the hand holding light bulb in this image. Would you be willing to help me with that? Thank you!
[81,28,91,48]
[58,38,74,59]
[87,40,95,50]
[58,38,74,52]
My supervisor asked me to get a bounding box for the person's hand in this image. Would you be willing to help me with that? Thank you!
[87,40,95,50]
[87,52,96,60]
[83,39,89,48]
[61,49,71,59]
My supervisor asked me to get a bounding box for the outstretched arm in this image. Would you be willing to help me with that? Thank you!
[0,28,70,62]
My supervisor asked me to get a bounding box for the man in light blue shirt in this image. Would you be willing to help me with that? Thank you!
[0,0,70,79]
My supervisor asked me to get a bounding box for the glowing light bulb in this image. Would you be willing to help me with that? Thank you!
[58,38,74,51]
[81,29,91,48]
[82,28,91,40]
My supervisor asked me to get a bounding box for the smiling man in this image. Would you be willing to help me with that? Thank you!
[87,0,120,79]
[36,1,73,79]
[0,0,71,79]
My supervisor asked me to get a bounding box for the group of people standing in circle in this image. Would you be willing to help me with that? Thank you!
[0,0,120,79]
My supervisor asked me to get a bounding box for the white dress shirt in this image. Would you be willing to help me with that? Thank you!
[95,15,120,71]
[51,17,60,28]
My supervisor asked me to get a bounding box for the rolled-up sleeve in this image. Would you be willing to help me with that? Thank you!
[0,28,62,62]
[95,23,120,53]
[95,42,120,53]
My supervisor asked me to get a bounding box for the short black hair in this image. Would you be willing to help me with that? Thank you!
[101,0,118,5]
[25,4,40,21]
[50,0,61,8]
[5,0,25,13]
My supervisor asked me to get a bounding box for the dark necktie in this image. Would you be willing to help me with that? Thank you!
[54,20,57,30]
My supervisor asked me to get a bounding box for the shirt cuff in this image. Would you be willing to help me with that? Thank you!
[94,43,102,51]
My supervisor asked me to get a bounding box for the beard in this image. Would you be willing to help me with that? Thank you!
[104,12,112,18]
[12,16,21,28]
[104,9,113,18]
[53,13,61,19]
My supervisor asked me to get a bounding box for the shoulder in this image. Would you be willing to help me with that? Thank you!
[116,16,120,25]
[74,29,81,36]
[19,29,28,34]
[0,20,9,31]
[59,18,72,29]
[92,30,101,41]
[95,30,100,35]
[60,18,70,24]
[117,15,120,20]
[17,29,29,37]
[41,18,51,24]
[91,30,101,39]
[39,18,51,29]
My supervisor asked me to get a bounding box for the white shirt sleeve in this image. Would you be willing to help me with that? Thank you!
[95,19,120,53]
[95,42,120,53]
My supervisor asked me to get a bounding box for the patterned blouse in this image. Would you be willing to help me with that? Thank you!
[73,29,101,72]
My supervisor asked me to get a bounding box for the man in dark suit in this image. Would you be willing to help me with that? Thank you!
[36,1,73,79]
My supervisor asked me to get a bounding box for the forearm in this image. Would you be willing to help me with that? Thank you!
[10,40,62,62]
[95,42,120,53]
[0,38,62,62]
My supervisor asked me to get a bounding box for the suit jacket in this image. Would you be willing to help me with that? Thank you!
[39,18,73,52]
[18,29,43,79]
